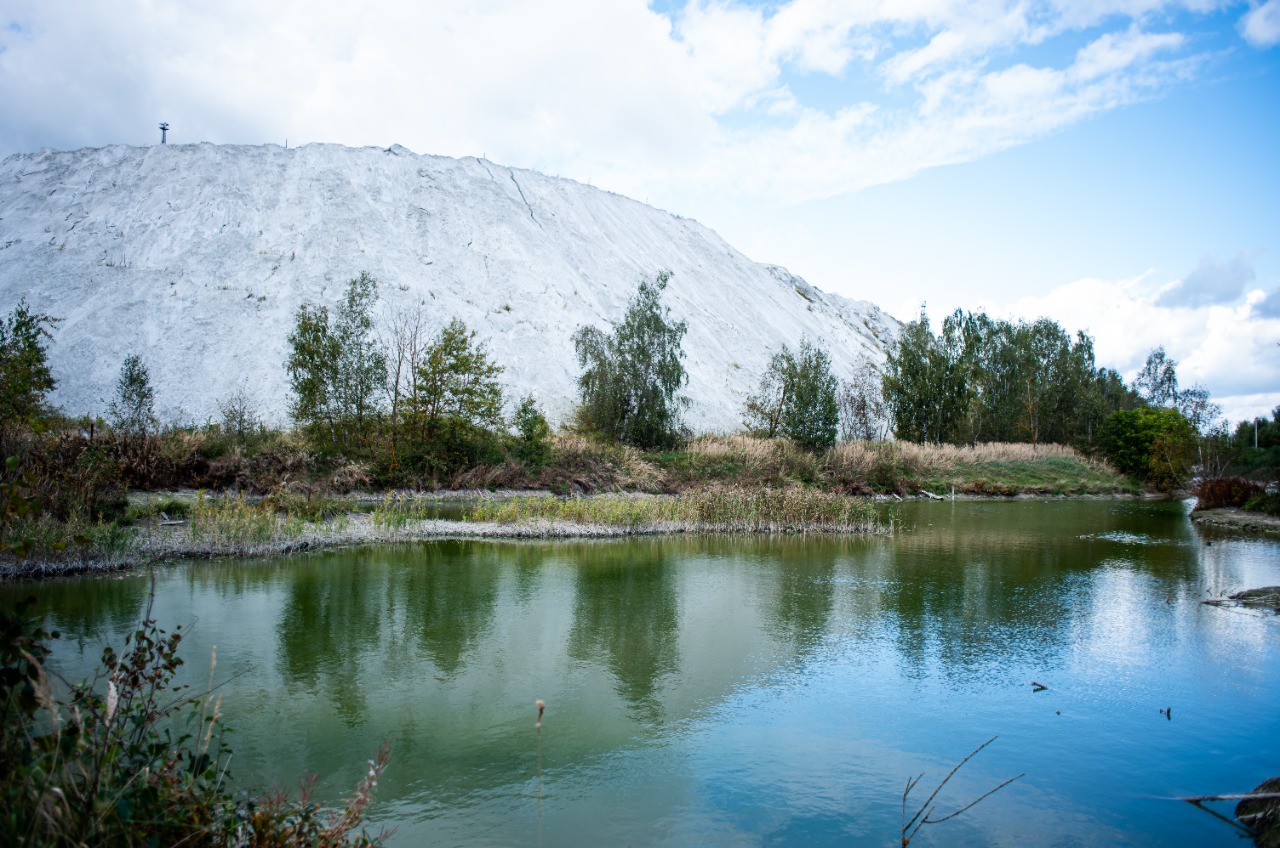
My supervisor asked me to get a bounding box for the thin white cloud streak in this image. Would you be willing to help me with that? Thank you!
[0,0,1249,206]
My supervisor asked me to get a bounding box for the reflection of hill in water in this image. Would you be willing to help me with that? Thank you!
[1,500,1218,807]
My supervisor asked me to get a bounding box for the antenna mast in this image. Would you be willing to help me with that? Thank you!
[159,122,169,144]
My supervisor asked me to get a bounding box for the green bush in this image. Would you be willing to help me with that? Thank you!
[1194,477,1264,510]
[1242,492,1280,517]
[1099,406,1195,491]
[512,396,551,470]
[0,596,390,846]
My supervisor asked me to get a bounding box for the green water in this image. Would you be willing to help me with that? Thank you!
[4,499,1279,846]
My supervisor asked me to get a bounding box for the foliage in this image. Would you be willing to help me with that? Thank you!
[1133,346,1180,407]
[217,384,263,447]
[883,309,1149,450]
[0,300,58,446]
[0,595,390,847]
[1242,492,1280,517]
[287,273,385,453]
[1229,406,1280,479]
[411,318,504,430]
[572,271,688,449]
[838,355,889,442]
[881,310,967,444]
[107,354,157,438]
[743,338,839,452]
[1193,477,1264,510]
[512,395,551,469]
[465,487,882,533]
[1098,406,1196,491]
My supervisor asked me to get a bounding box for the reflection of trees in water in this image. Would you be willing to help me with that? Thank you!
[881,501,1202,677]
[397,541,501,679]
[277,550,387,726]
[506,542,554,605]
[28,575,149,651]
[760,538,837,653]
[568,544,679,721]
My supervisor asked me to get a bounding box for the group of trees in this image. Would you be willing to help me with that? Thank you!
[875,309,1244,489]
[743,339,841,451]
[1,298,156,446]
[3,266,1268,493]
[882,309,1132,447]
[286,273,534,477]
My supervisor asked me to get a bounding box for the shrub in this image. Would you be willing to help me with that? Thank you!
[1194,477,1264,510]
[1099,406,1195,491]
[572,271,689,449]
[108,354,157,438]
[512,396,551,470]
[1242,492,1280,517]
[0,595,390,847]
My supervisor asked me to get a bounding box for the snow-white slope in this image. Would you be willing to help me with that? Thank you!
[0,142,897,431]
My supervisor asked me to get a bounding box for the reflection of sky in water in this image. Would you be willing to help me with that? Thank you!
[2,500,1278,846]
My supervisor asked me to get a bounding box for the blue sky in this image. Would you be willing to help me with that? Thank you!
[0,0,1277,422]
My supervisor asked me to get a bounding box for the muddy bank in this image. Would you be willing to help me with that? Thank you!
[1,511,881,581]
[1191,507,1280,534]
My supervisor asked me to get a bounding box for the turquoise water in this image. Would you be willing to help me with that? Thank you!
[4,499,1278,846]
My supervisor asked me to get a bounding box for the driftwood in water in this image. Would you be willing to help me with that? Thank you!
[1203,587,1280,613]
[1180,776,1280,846]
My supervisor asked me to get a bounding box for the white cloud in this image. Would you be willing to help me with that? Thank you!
[0,0,1238,206]
[1240,0,1280,47]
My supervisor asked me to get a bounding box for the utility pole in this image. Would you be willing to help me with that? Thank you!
[159,122,169,144]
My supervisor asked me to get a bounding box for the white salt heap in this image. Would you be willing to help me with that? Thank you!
[0,142,897,431]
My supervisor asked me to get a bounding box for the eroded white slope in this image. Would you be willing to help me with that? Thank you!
[0,142,897,431]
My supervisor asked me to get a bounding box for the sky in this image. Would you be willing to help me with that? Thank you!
[1,0,1277,424]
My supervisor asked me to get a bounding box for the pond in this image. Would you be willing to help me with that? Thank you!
[5,499,1279,846]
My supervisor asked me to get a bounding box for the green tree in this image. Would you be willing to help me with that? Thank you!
[108,354,156,437]
[1133,346,1180,407]
[1099,406,1196,491]
[512,395,552,469]
[412,318,504,430]
[572,271,688,449]
[744,338,839,451]
[287,302,341,448]
[286,273,385,452]
[0,300,58,444]
[332,272,386,439]
[882,309,967,444]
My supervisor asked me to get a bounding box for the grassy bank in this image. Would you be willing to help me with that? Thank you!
[2,434,1134,579]
[3,486,890,579]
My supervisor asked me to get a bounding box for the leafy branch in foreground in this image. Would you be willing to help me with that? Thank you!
[0,591,390,847]
[900,736,1023,846]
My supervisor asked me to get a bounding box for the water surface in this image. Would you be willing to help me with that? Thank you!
[5,499,1279,846]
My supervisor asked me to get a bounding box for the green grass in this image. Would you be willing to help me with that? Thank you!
[464,488,882,533]
[186,493,306,547]
[371,493,444,529]
[918,456,1138,496]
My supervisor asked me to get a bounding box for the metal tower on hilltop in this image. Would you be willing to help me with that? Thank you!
[159,122,169,144]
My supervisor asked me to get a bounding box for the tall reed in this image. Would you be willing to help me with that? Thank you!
[465,488,882,533]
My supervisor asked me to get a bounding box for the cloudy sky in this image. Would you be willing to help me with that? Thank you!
[2,0,1277,423]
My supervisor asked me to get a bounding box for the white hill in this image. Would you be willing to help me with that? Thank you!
[0,142,897,432]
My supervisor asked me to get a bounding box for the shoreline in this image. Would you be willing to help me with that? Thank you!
[1190,506,1280,534]
[2,511,888,582]
[4,489,1164,583]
